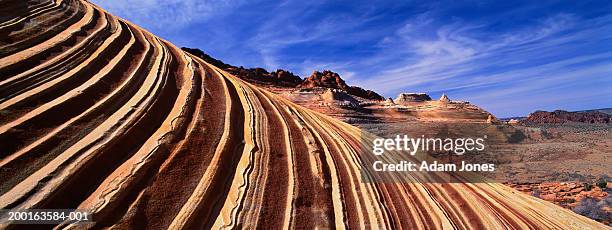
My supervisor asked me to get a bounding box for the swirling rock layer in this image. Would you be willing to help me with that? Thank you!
[0,0,607,229]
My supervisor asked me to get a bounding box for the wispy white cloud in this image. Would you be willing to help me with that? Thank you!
[245,0,387,71]
[360,13,583,90]
[92,0,612,117]
[243,6,612,116]
[91,0,241,31]
[348,13,612,116]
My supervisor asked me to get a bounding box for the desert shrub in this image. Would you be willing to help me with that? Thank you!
[507,130,526,143]
[572,197,611,222]
[596,179,607,189]
[583,183,593,191]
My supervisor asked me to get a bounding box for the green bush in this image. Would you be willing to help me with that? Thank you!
[596,179,607,189]
[583,183,592,191]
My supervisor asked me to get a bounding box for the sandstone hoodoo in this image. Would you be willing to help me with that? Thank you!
[384,97,395,105]
[394,93,432,104]
[524,110,612,124]
[487,114,499,124]
[321,89,360,107]
[372,92,494,122]
[439,93,450,103]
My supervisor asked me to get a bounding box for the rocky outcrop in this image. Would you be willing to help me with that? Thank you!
[182,49,384,100]
[524,110,612,124]
[273,69,303,85]
[181,47,232,69]
[395,93,431,103]
[439,93,450,103]
[299,70,384,100]
[486,114,501,124]
[299,70,347,89]
[321,89,360,107]
[511,182,610,223]
[182,48,302,87]
[225,66,302,87]
[346,86,385,100]
[385,97,395,105]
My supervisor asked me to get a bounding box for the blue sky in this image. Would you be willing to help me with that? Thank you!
[92,0,612,117]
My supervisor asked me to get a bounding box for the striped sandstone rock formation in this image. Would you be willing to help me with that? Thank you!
[0,0,607,229]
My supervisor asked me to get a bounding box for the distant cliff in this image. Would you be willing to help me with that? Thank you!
[524,110,611,124]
